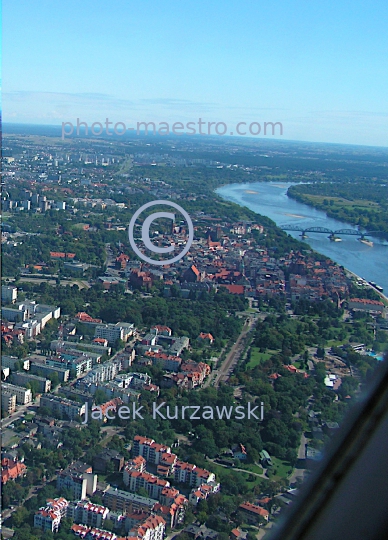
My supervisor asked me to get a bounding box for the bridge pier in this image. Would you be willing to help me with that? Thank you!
[329,234,342,242]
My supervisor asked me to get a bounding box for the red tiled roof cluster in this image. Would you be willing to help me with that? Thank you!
[239,502,269,517]
[1,458,27,484]
[349,298,384,306]
[50,252,76,258]
[75,312,102,323]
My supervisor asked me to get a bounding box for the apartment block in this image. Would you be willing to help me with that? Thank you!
[30,362,70,382]
[1,355,30,371]
[123,469,170,499]
[57,462,97,501]
[15,319,41,338]
[174,460,215,488]
[11,372,51,393]
[1,391,17,414]
[95,322,134,344]
[1,307,27,323]
[71,524,117,539]
[67,500,109,528]
[128,514,166,540]
[145,352,182,372]
[2,300,60,337]
[79,357,122,385]
[189,482,221,505]
[348,298,386,314]
[46,354,93,377]
[238,502,269,524]
[1,285,18,304]
[124,455,147,474]
[2,382,32,405]
[40,394,86,420]
[103,487,157,514]
[133,435,171,465]
[34,498,69,533]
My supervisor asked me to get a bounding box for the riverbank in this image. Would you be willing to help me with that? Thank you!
[287,184,388,240]
[216,181,388,294]
[344,268,388,305]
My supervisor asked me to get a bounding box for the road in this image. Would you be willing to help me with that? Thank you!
[1,400,39,429]
[297,432,307,460]
[289,433,307,485]
[17,276,90,289]
[212,317,256,388]
[345,269,388,304]
[207,457,268,479]
[104,242,122,278]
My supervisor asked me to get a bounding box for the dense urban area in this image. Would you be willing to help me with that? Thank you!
[1,130,388,540]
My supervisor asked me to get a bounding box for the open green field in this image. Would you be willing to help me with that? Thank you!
[247,348,273,369]
[305,194,380,209]
[268,457,293,480]
[207,461,266,490]
[239,463,264,475]
[73,222,90,229]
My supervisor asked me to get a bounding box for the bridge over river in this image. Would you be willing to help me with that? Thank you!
[280,225,381,240]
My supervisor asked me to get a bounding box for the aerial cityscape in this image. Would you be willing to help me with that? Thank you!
[1,129,387,540]
[2,1,388,539]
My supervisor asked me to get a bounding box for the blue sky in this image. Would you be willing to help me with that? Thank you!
[3,0,388,146]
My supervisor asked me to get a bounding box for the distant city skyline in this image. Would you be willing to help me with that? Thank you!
[3,0,388,147]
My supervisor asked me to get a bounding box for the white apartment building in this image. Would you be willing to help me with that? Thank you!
[129,515,166,540]
[15,319,41,338]
[123,470,170,499]
[2,391,17,414]
[189,482,221,505]
[93,381,140,404]
[95,322,134,344]
[12,372,51,393]
[115,372,151,389]
[34,507,61,532]
[81,358,122,385]
[34,498,69,533]
[40,395,86,420]
[67,500,109,528]
[2,382,32,405]
[57,464,97,501]
[1,355,30,370]
[3,301,60,333]
[174,461,215,487]
[1,307,27,323]
[133,436,171,465]
[1,285,18,304]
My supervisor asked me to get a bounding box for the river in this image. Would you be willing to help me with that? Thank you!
[216,182,388,293]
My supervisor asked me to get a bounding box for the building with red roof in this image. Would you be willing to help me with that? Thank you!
[182,265,201,283]
[348,298,385,314]
[50,252,76,259]
[221,284,245,295]
[197,332,214,344]
[1,458,27,484]
[34,498,69,533]
[238,502,269,523]
[133,436,171,465]
[123,470,171,499]
[75,312,103,324]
